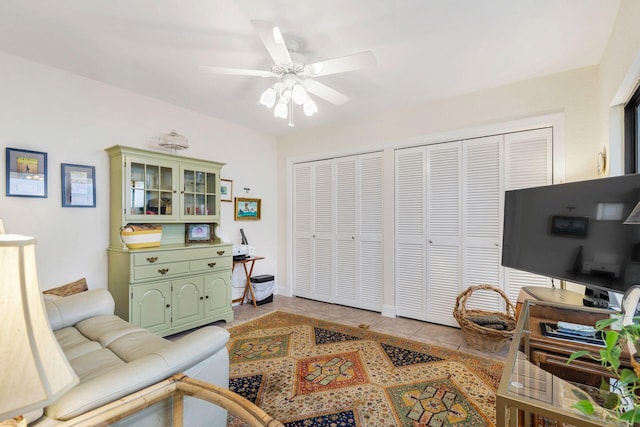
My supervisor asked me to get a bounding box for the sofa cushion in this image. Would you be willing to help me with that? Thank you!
[54,327,102,361]
[108,329,169,362]
[75,315,144,347]
[68,348,126,383]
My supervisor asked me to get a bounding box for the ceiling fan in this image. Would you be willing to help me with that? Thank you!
[199,20,376,126]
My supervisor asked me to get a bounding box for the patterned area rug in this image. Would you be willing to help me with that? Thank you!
[226,311,503,427]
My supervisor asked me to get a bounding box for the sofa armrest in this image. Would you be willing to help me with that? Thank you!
[152,326,230,372]
[46,289,115,330]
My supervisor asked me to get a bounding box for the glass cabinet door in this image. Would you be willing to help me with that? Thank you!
[181,167,217,219]
[126,158,178,220]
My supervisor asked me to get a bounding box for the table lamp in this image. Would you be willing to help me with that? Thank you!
[0,235,78,425]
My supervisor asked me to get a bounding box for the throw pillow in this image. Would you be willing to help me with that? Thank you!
[43,277,88,297]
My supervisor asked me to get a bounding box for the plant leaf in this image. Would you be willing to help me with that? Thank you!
[572,399,595,415]
[619,406,640,423]
[567,350,590,364]
[595,317,619,330]
[604,330,620,349]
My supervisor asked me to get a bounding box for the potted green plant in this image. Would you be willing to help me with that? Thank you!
[568,297,640,425]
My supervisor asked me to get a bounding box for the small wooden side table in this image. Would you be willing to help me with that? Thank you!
[232,256,265,308]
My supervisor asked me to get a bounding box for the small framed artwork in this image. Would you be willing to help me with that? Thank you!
[185,223,215,244]
[235,197,261,221]
[221,179,233,202]
[61,163,96,207]
[6,147,48,198]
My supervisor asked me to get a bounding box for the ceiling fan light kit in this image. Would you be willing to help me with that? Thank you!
[200,20,376,127]
[260,78,317,125]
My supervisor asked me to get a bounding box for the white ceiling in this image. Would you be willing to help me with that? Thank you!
[0,0,621,137]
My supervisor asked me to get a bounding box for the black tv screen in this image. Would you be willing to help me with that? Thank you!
[502,174,640,297]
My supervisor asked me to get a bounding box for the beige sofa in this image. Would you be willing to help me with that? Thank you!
[32,289,230,426]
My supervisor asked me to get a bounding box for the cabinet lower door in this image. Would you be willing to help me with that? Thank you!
[204,270,231,319]
[131,281,172,334]
[172,276,205,329]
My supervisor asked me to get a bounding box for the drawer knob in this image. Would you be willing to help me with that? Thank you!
[205,295,209,299]
[158,268,169,275]
[147,257,158,263]
[200,296,204,300]
[217,250,225,256]
[166,304,171,308]
[208,262,216,268]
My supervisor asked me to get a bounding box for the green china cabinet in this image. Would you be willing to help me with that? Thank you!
[105,146,233,337]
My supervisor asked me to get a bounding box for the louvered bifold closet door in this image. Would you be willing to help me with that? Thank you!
[293,164,313,296]
[395,147,427,320]
[357,153,384,311]
[462,135,504,315]
[312,161,335,303]
[503,128,553,303]
[426,142,462,326]
[335,157,358,305]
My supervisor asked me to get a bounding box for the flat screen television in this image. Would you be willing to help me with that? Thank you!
[502,174,640,307]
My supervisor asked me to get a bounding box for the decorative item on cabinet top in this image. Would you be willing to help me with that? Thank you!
[120,224,163,249]
[157,129,189,152]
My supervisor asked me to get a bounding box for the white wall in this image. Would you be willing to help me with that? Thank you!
[0,52,278,294]
[277,65,602,306]
[599,0,640,174]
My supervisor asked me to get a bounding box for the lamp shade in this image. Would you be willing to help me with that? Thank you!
[0,235,78,420]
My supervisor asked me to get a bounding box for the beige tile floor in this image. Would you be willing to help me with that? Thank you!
[221,295,510,362]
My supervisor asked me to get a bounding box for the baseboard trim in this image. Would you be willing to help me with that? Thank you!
[381,304,396,318]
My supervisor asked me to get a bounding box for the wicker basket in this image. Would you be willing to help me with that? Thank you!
[453,284,517,352]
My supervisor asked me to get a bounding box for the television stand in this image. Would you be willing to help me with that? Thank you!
[521,286,586,306]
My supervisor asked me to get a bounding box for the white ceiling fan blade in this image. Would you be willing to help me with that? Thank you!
[198,65,277,78]
[250,20,292,66]
[303,51,376,77]
[301,79,349,106]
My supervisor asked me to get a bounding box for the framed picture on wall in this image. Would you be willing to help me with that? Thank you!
[234,197,261,221]
[221,179,233,202]
[61,163,96,207]
[6,147,48,198]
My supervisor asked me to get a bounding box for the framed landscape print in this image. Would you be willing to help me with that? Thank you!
[61,163,96,207]
[6,147,48,198]
[221,179,233,202]
[234,197,261,220]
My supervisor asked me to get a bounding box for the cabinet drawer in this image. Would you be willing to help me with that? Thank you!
[134,262,190,280]
[190,256,232,273]
[133,246,231,266]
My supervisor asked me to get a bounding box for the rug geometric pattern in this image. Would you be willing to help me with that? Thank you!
[313,327,361,345]
[296,351,369,394]
[226,311,503,426]
[385,379,489,426]
[229,333,290,362]
[228,374,264,405]
[380,342,444,367]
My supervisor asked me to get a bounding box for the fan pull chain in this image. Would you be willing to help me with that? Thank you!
[288,100,294,127]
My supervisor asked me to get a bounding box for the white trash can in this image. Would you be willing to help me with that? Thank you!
[250,274,275,305]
